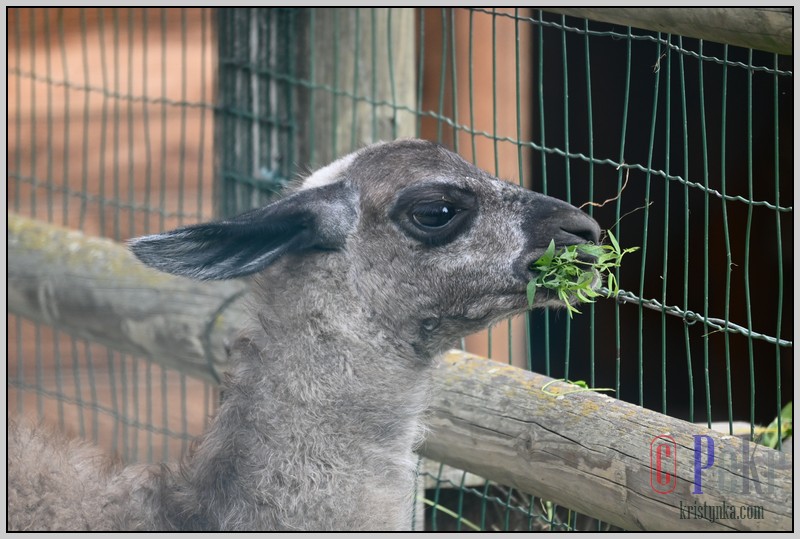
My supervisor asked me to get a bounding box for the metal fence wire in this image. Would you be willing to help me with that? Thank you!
[6,7,792,532]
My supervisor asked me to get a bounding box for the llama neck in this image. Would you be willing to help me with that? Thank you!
[168,258,434,530]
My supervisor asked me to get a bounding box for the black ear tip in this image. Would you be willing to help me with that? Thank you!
[127,232,157,252]
[126,235,146,255]
[127,232,179,266]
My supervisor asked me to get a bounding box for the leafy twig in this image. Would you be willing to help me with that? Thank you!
[541,378,615,396]
[527,230,639,317]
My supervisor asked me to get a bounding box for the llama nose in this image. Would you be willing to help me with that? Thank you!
[559,211,601,245]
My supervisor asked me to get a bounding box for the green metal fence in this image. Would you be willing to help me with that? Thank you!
[8,7,218,465]
[7,7,792,531]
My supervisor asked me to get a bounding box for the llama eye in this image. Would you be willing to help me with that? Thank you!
[390,183,477,246]
[411,201,459,229]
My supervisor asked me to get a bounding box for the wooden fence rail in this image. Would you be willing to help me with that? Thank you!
[543,7,792,55]
[8,213,792,531]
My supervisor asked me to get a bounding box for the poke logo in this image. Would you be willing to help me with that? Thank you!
[649,434,786,496]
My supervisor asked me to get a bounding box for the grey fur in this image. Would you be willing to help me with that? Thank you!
[7,139,600,531]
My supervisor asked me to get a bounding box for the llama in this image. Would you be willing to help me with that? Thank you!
[7,139,601,531]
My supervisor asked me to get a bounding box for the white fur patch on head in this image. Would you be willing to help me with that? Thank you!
[300,152,358,191]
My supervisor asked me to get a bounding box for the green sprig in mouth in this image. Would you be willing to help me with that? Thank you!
[526,230,639,317]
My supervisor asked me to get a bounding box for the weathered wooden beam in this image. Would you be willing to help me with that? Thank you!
[542,8,792,55]
[424,351,792,531]
[8,213,249,384]
[8,214,792,531]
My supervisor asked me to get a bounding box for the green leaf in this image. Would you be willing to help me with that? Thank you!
[525,229,638,315]
[527,280,537,308]
[533,240,556,268]
[760,402,793,449]
[607,273,618,296]
[607,229,621,253]
[577,244,606,257]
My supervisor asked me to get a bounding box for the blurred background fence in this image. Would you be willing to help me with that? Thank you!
[7,7,793,531]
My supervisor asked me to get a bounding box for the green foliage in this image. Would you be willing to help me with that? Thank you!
[758,402,792,450]
[541,378,615,396]
[526,231,639,317]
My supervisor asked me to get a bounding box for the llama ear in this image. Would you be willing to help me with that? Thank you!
[128,181,358,280]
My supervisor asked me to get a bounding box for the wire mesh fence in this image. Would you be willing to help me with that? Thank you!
[8,5,218,471]
[6,7,793,531]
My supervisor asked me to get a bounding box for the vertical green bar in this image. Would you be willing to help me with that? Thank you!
[127,8,136,236]
[197,8,208,220]
[112,9,121,240]
[146,360,153,462]
[772,54,783,449]
[177,8,188,225]
[386,8,398,140]
[614,27,632,400]
[743,49,755,440]
[488,8,497,358]
[44,8,54,223]
[131,355,140,462]
[583,19,596,386]
[697,40,712,427]
[70,337,86,437]
[53,329,65,430]
[677,37,694,423]
[636,34,661,406]
[502,487,513,530]
[461,11,475,358]
[660,38,672,415]
[490,9,498,174]
[479,480,491,530]
[415,10,425,139]
[141,8,153,234]
[159,8,168,231]
[97,8,109,236]
[79,9,90,229]
[15,317,24,413]
[560,15,572,379]
[536,11,551,375]
[467,10,476,161]
[85,339,99,443]
[306,8,316,165]
[455,471,466,531]
[331,9,340,154]
[29,8,38,218]
[410,457,419,530]
[161,363,169,460]
[13,9,21,212]
[264,9,274,197]
[58,8,70,226]
[370,9,378,141]
[107,350,119,455]
[180,374,188,456]
[286,9,297,181]
[430,461,445,530]
[35,325,43,419]
[560,15,570,202]
[719,45,734,432]
[120,354,129,461]
[514,9,527,370]
[449,8,459,154]
[435,8,447,143]
[350,9,361,151]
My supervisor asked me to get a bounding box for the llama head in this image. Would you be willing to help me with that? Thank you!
[129,139,600,356]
